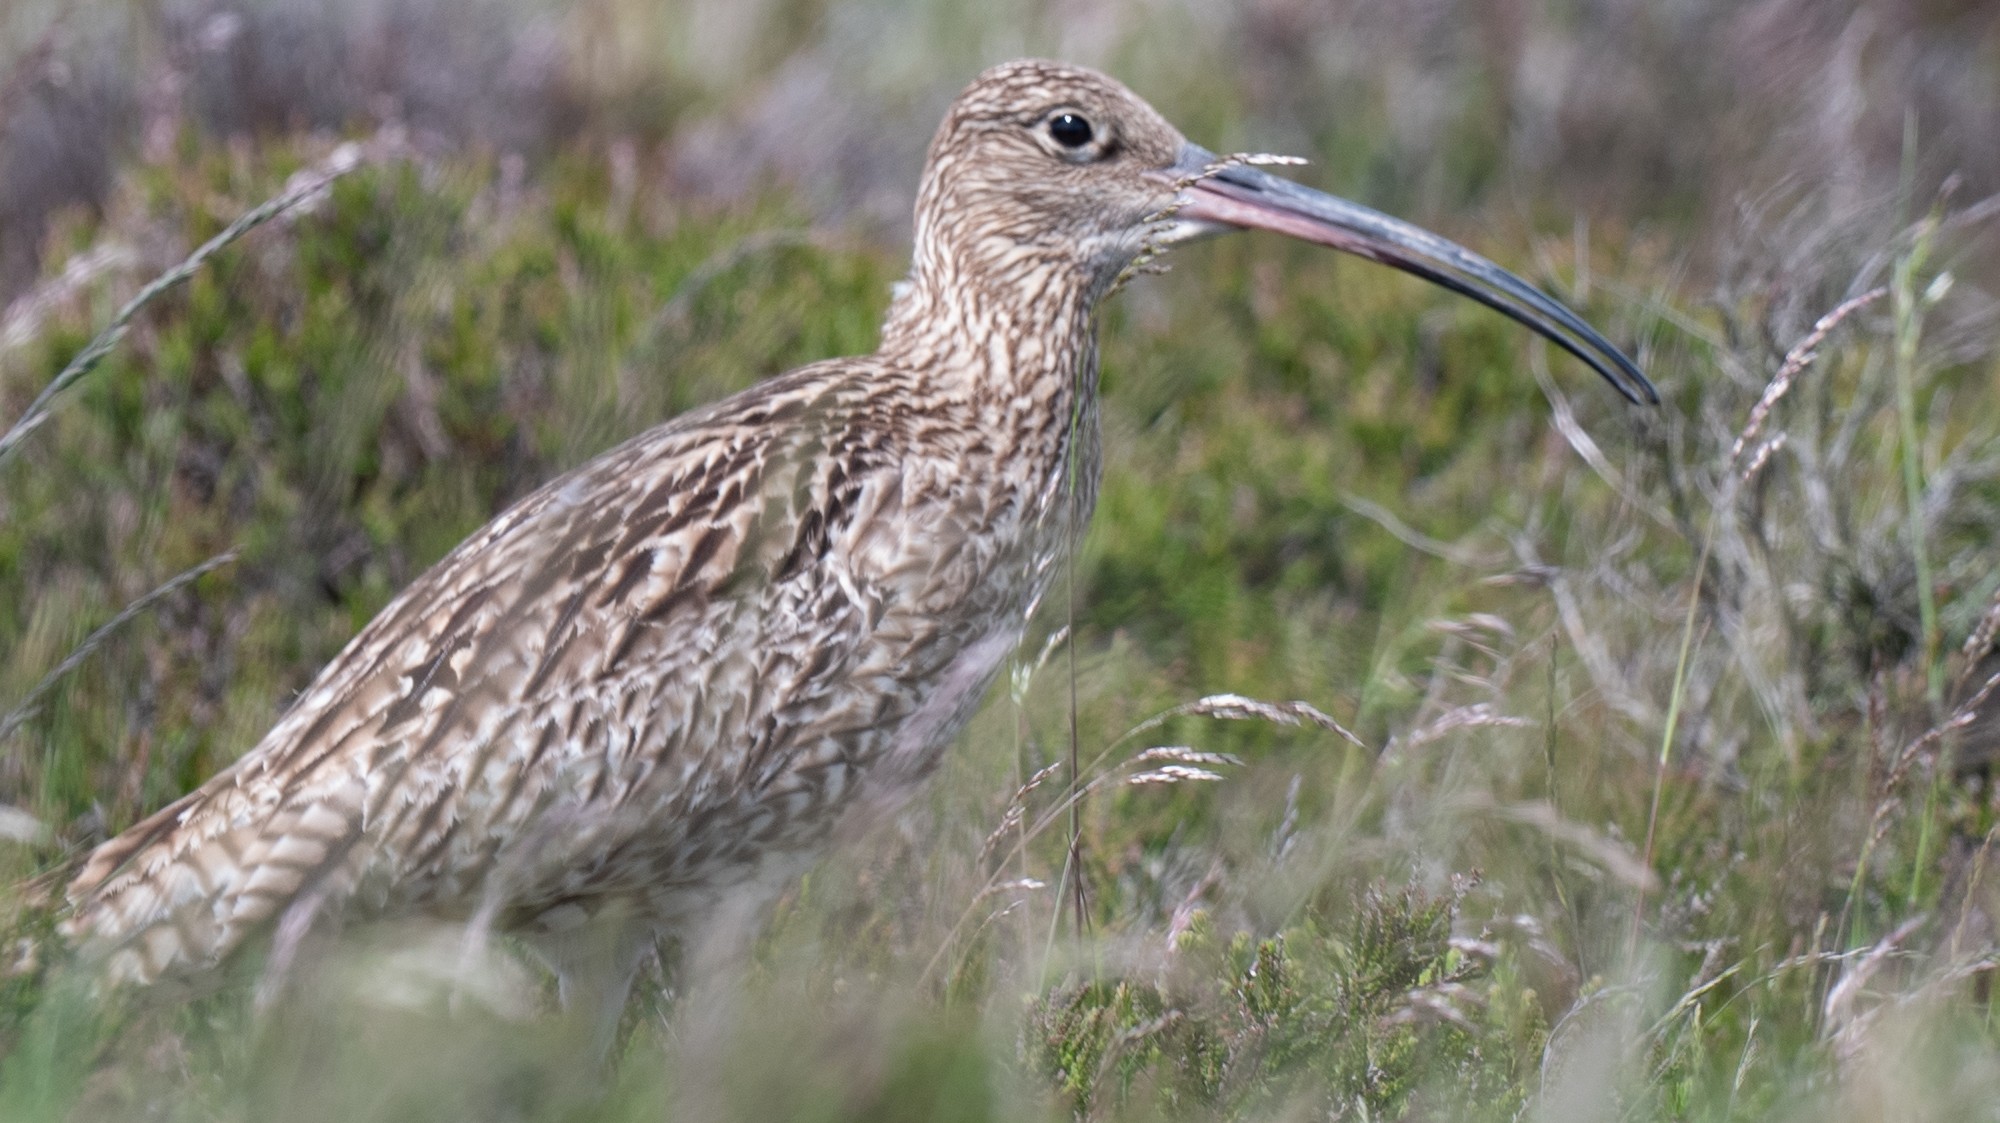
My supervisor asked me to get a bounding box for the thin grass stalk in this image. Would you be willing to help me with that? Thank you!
[1905,764,1942,913]
[0,550,239,744]
[1891,222,1941,705]
[1840,671,1890,952]
[1634,520,1715,960]
[1042,339,1094,981]
[1891,218,1947,908]
[0,155,360,472]
[1065,552,1086,942]
[1542,632,1584,968]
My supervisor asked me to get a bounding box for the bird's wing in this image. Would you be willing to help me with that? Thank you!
[64,364,894,983]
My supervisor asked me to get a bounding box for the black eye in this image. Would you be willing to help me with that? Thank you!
[1047,112,1094,148]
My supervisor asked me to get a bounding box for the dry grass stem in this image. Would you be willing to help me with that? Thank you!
[1729,287,1887,468]
[0,550,239,744]
[0,245,138,357]
[1388,703,1533,755]
[1125,765,1227,786]
[1130,692,1366,750]
[0,148,362,469]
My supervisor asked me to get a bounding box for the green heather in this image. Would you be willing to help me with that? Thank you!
[0,3,1997,1119]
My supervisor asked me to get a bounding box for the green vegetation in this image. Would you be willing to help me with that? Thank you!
[1,3,1998,1119]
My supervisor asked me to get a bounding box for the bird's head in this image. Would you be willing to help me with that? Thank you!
[904,59,1655,404]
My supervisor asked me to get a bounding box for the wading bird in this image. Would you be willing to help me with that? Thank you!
[62,60,1652,1031]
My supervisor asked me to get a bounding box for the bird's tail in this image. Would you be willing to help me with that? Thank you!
[60,776,368,986]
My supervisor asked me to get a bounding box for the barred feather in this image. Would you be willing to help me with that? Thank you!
[65,61,1183,986]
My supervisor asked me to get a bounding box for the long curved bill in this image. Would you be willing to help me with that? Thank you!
[1163,145,1658,405]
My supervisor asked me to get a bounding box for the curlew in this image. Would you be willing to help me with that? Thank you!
[61,60,1653,1026]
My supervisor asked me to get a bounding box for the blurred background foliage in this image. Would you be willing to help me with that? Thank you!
[0,0,1998,1119]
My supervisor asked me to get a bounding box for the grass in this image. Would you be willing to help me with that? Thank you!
[1,5,1999,1120]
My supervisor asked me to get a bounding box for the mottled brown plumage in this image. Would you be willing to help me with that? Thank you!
[62,60,1651,1010]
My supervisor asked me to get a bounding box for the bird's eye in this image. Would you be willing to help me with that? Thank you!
[1047,112,1094,148]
